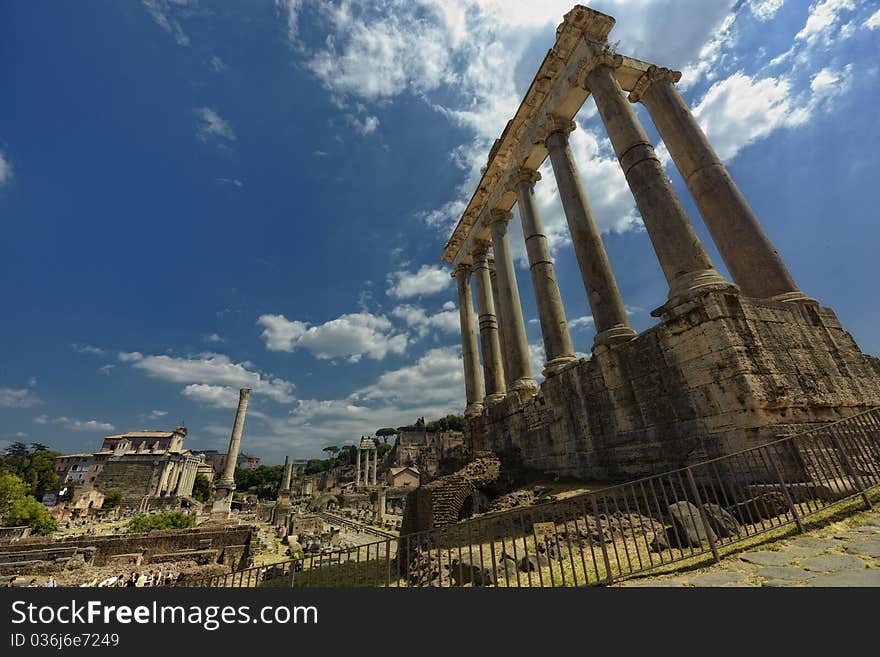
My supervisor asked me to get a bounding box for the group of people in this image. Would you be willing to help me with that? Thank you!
[5,576,57,588]
[81,569,182,588]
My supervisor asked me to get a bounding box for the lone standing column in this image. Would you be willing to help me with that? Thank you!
[488,210,537,396]
[545,119,636,346]
[472,242,507,402]
[629,66,807,302]
[513,168,576,376]
[488,255,513,389]
[216,388,250,492]
[455,264,485,417]
[280,456,292,493]
[586,53,733,310]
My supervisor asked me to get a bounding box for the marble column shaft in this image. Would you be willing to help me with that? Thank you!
[455,265,485,416]
[513,169,576,375]
[488,258,513,388]
[545,124,636,346]
[587,61,730,306]
[488,211,537,394]
[631,67,805,301]
[355,448,361,487]
[472,245,507,400]
[371,450,377,486]
[217,388,251,490]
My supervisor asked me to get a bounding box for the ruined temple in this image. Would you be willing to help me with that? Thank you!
[442,5,880,484]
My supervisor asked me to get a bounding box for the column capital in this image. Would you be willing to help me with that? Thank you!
[510,167,541,192]
[577,47,623,90]
[452,263,471,279]
[628,65,682,103]
[488,208,513,225]
[543,116,576,150]
[471,239,491,265]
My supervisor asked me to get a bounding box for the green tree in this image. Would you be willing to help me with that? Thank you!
[102,491,122,509]
[191,474,212,503]
[0,473,29,517]
[3,495,58,535]
[376,428,397,443]
[1,443,60,495]
[376,443,392,461]
[234,465,284,499]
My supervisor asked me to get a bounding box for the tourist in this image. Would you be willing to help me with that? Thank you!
[42,576,57,588]
[27,578,39,587]
[5,577,15,588]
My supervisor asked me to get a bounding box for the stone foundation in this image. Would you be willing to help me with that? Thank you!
[473,292,880,482]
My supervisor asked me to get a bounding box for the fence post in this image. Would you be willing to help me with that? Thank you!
[589,495,614,585]
[770,448,805,533]
[830,433,872,510]
[685,468,720,563]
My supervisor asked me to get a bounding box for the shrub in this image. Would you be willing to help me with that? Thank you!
[127,511,196,534]
[3,495,59,535]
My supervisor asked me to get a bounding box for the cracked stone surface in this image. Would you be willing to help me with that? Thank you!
[621,510,880,587]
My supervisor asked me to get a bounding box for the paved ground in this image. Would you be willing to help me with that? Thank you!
[621,510,880,587]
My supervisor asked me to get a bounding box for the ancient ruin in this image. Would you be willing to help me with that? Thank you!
[211,387,251,517]
[443,5,880,484]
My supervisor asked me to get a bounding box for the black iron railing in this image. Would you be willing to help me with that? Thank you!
[176,408,880,587]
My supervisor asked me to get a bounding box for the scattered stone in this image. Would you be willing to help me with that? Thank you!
[728,493,788,524]
[701,503,740,538]
[667,501,716,548]
[649,529,671,553]
[801,554,865,573]
[519,553,549,572]
[449,556,497,587]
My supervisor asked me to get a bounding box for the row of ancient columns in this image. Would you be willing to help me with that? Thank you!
[354,442,377,488]
[158,457,199,497]
[455,52,806,417]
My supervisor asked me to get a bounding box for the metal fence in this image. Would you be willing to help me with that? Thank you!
[177,408,880,588]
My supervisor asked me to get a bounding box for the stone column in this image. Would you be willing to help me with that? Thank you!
[214,387,251,507]
[545,120,637,346]
[362,449,370,487]
[488,256,513,388]
[370,448,377,486]
[629,66,807,302]
[175,460,189,496]
[471,241,507,401]
[355,448,362,488]
[512,168,576,376]
[488,209,537,395]
[454,264,485,417]
[280,456,292,493]
[585,55,733,310]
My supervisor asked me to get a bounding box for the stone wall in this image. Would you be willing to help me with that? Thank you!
[93,460,158,506]
[475,292,880,482]
[0,526,254,571]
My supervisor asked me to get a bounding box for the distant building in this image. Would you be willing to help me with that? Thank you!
[55,453,93,485]
[389,430,465,477]
[192,450,260,475]
[387,466,420,489]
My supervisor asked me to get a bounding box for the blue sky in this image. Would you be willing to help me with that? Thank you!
[1,0,878,463]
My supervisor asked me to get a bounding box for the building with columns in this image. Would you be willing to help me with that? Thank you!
[355,436,378,489]
[444,6,880,482]
[67,426,205,509]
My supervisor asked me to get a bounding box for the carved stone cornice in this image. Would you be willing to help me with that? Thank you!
[471,239,492,267]
[628,65,682,103]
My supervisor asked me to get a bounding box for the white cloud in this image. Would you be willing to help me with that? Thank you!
[568,315,595,331]
[182,384,241,408]
[118,351,295,403]
[0,150,11,185]
[209,55,226,71]
[0,388,42,408]
[257,313,407,361]
[795,0,855,46]
[391,304,459,338]
[34,415,114,432]
[195,107,236,142]
[387,264,452,299]
[355,346,463,406]
[148,409,168,419]
[349,115,380,135]
[98,364,115,376]
[867,9,880,29]
[750,0,785,21]
[142,0,190,47]
[205,333,224,343]
[73,344,107,357]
